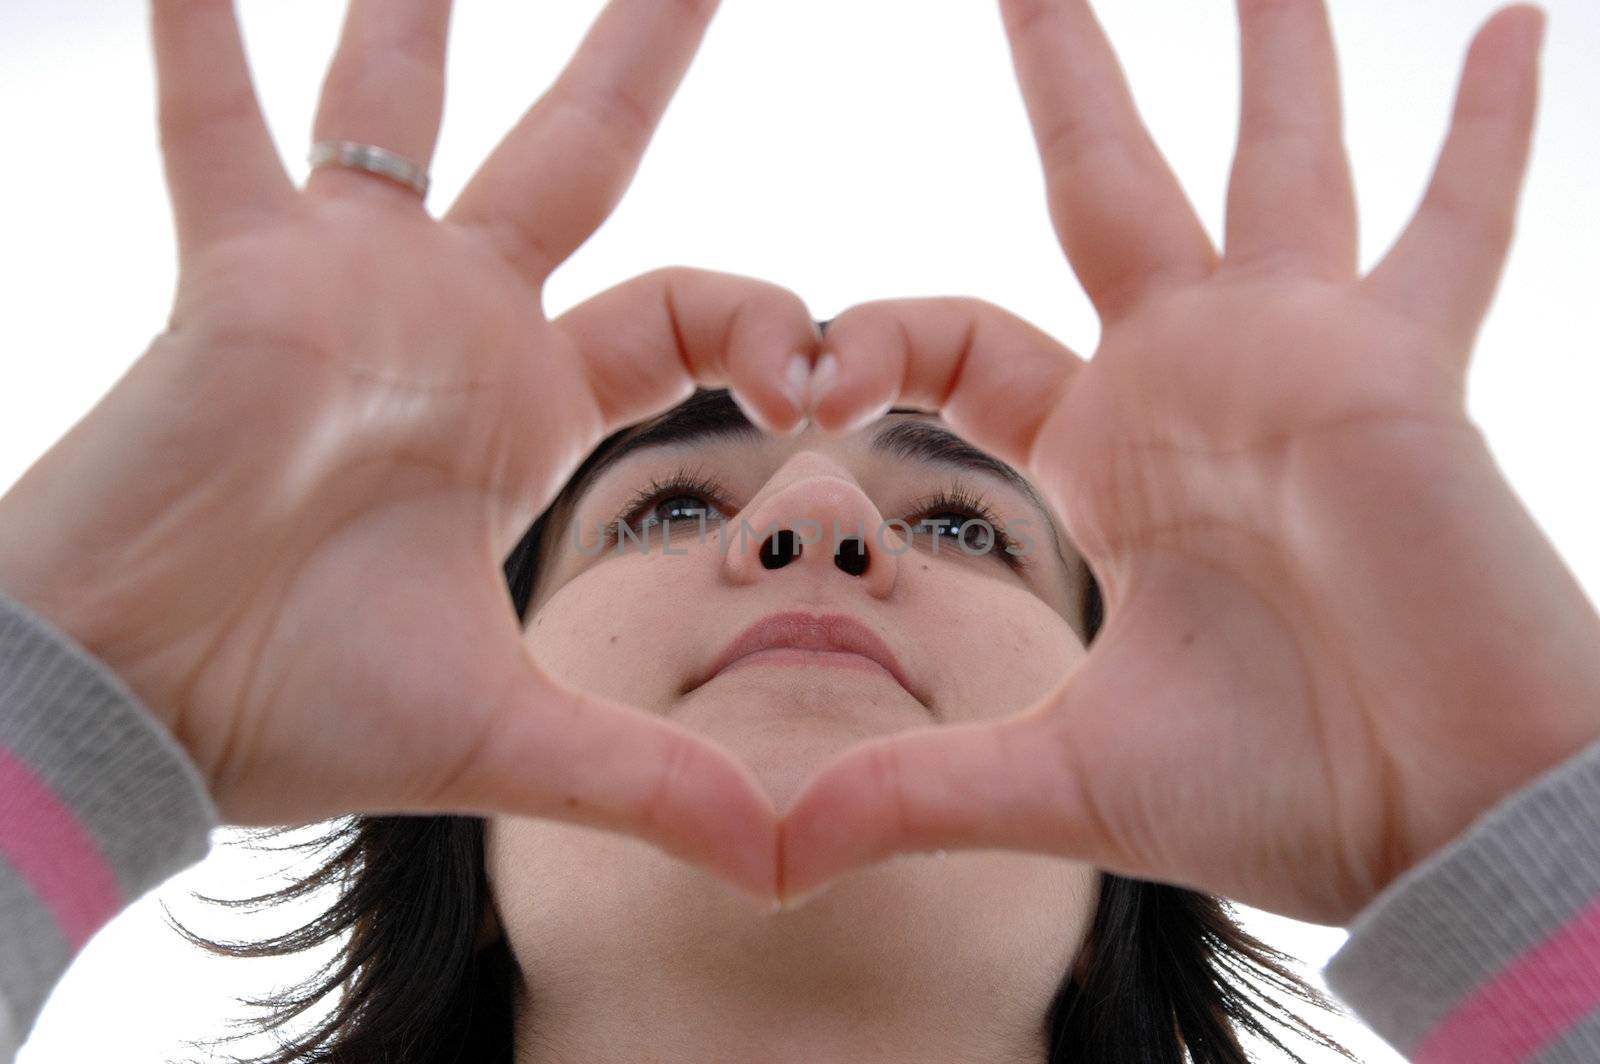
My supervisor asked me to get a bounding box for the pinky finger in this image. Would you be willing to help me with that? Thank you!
[1363,5,1546,355]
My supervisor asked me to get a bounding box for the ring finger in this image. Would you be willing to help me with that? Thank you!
[306,0,453,203]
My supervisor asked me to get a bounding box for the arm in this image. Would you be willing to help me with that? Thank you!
[1326,733,1600,1062]
[0,588,218,1060]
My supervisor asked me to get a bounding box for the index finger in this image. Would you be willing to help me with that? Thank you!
[445,0,722,288]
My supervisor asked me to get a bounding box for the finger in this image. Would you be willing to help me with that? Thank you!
[777,706,1092,907]
[149,0,295,256]
[998,0,1218,321]
[486,267,821,550]
[306,0,453,204]
[553,266,822,437]
[1364,5,1546,353]
[1224,0,1358,277]
[445,0,722,287]
[806,296,1087,475]
[431,599,780,903]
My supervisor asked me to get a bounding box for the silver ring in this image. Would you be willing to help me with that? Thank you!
[308,141,431,199]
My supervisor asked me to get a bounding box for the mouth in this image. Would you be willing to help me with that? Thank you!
[691,610,924,705]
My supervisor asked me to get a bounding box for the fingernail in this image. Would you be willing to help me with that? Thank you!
[834,395,894,436]
[784,353,813,415]
[809,353,840,409]
[776,880,835,913]
[728,388,778,435]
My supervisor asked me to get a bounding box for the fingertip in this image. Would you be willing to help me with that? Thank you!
[776,879,837,913]
[783,352,814,420]
[1509,2,1548,40]
[1502,3,1548,63]
[1486,2,1548,64]
[809,352,840,410]
[805,352,895,436]
[729,384,802,438]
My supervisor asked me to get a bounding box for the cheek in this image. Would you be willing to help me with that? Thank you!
[522,555,706,715]
[921,577,1084,723]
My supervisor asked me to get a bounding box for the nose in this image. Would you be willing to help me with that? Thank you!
[721,470,903,599]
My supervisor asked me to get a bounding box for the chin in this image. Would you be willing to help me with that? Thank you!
[676,687,924,814]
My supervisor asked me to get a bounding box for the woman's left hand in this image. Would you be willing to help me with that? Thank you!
[776,0,1600,925]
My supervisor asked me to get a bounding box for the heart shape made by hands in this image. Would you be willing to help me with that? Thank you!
[13,0,1590,940]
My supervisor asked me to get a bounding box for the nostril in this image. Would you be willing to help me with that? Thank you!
[835,537,868,576]
[760,529,801,570]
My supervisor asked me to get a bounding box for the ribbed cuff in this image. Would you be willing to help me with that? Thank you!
[1324,733,1600,1060]
[0,586,219,1048]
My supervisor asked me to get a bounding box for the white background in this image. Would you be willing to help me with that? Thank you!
[3,0,1598,1060]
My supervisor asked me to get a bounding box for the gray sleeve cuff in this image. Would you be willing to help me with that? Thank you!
[1323,733,1600,1060]
[0,586,220,1053]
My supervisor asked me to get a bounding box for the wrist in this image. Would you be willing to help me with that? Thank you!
[1393,659,1600,904]
[0,468,166,725]
[0,474,89,654]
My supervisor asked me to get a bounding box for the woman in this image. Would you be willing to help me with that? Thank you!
[2,0,1598,1061]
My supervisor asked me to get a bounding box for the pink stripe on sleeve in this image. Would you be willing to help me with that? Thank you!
[0,744,124,950]
[1414,896,1600,1063]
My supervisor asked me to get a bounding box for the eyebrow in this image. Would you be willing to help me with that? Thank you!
[549,390,1077,578]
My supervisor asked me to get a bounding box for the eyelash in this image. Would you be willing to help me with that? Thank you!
[600,465,1029,571]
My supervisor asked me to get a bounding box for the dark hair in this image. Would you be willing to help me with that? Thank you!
[166,387,1358,1064]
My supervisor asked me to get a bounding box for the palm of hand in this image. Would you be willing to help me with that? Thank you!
[1032,275,1494,922]
[141,198,579,824]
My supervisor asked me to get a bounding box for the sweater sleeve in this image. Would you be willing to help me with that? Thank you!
[0,588,219,1061]
[1324,732,1600,1063]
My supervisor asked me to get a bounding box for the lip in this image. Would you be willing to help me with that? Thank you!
[697,611,922,703]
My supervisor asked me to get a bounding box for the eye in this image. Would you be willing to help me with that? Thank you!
[601,468,734,550]
[907,484,1028,571]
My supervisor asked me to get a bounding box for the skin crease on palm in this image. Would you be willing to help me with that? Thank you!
[483,413,1099,1062]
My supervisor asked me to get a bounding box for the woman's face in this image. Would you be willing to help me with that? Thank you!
[485,396,1100,1060]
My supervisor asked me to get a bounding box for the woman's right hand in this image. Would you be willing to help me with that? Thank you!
[0,0,817,904]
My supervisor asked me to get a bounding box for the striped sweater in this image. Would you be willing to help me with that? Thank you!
[2,586,1599,1062]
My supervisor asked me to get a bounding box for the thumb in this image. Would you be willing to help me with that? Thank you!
[775,692,1101,908]
[423,578,782,905]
